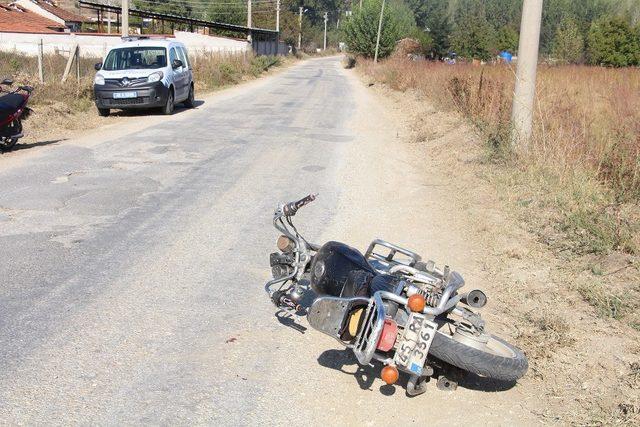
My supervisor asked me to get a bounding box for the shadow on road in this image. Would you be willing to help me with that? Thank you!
[105,100,206,118]
[275,309,307,334]
[317,348,382,392]
[318,348,518,395]
[10,139,65,152]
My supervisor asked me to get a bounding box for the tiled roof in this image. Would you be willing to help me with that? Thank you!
[0,3,65,33]
[32,0,90,23]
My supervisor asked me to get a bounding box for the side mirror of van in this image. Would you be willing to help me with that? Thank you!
[171,59,183,69]
[94,62,102,71]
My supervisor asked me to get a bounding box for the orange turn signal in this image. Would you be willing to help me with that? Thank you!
[381,365,399,385]
[407,294,426,312]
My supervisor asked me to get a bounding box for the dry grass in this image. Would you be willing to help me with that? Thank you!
[364,61,640,424]
[361,58,640,256]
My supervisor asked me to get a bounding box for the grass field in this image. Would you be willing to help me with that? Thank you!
[361,58,640,258]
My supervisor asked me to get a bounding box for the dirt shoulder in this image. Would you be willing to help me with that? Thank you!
[329,68,639,424]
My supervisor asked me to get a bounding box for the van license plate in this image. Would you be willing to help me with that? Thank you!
[113,91,137,99]
[394,313,437,375]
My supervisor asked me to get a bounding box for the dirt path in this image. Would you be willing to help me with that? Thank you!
[305,70,542,425]
[327,68,639,425]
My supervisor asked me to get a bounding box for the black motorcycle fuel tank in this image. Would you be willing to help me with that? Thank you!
[309,241,376,297]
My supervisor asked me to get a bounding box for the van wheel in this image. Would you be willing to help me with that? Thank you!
[184,85,195,108]
[161,90,174,115]
[98,108,110,117]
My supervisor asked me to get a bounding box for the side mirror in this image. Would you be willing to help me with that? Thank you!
[94,62,102,71]
[171,59,183,69]
[1,78,13,86]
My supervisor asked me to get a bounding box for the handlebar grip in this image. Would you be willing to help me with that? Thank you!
[283,193,317,216]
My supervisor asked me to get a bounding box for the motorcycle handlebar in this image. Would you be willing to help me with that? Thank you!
[283,193,317,216]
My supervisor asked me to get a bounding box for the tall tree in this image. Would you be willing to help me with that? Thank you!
[449,0,496,60]
[552,17,584,63]
[587,15,640,66]
[342,0,419,58]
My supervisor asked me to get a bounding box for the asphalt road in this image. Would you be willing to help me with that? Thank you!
[1,57,356,424]
[0,57,536,425]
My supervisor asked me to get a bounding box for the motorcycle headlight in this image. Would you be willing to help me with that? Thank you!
[147,71,164,83]
[94,74,105,85]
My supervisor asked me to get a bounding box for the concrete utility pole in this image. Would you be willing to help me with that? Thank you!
[511,0,544,148]
[373,0,385,63]
[276,0,280,33]
[247,0,252,43]
[323,12,328,50]
[298,6,303,50]
[107,0,111,34]
[121,0,129,37]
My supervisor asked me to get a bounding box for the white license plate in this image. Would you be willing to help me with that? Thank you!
[394,313,437,375]
[113,91,137,99]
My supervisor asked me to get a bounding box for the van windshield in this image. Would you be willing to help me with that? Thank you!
[103,47,167,71]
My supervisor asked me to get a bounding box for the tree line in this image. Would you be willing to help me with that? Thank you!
[132,0,640,66]
[346,0,640,66]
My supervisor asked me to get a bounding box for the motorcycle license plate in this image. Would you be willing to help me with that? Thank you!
[113,91,137,99]
[394,313,437,376]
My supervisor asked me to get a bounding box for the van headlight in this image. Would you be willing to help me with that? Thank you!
[147,71,164,83]
[94,74,105,85]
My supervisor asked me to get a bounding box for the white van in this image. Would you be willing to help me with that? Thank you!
[93,37,194,116]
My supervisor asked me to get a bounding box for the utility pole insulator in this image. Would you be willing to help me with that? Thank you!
[511,0,544,149]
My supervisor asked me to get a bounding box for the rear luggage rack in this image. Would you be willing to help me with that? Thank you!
[353,292,387,365]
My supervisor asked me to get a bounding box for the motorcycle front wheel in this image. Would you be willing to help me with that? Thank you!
[0,137,18,151]
[429,331,528,381]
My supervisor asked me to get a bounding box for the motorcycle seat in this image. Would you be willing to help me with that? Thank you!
[342,270,399,298]
[0,93,25,112]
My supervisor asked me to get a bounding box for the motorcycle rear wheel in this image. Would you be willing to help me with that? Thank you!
[429,331,528,381]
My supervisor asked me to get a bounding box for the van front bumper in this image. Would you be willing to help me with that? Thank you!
[94,81,169,109]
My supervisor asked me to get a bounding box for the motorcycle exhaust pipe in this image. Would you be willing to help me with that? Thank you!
[461,289,487,308]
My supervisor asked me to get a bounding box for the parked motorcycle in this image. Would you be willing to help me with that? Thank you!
[265,194,528,395]
[0,78,33,152]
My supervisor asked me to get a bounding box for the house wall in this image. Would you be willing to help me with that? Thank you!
[0,30,250,58]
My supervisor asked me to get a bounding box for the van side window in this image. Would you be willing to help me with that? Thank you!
[169,47,178,66]
[178,47,191,69]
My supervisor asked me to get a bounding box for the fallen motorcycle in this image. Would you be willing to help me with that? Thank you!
[0,78,33,152]
[265,194,528,395]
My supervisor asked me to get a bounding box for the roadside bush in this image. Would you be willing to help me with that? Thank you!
[587,16,640,67]
[249,55,281,76]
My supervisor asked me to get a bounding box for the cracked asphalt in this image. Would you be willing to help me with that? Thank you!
[0,58,353,424]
